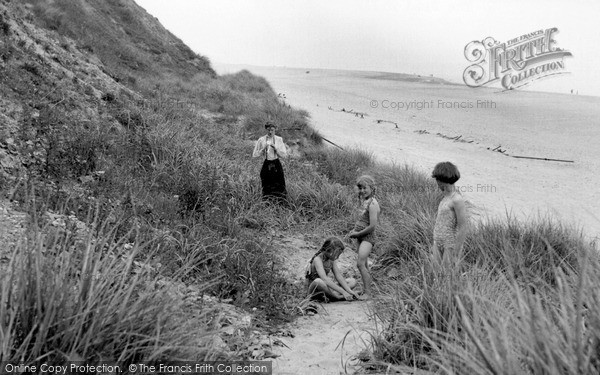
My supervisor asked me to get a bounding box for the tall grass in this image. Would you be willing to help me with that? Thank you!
[0,215,219,363]
[159,220,305,324]
[372,163,442,262]
[435,248,600,375]
[464,216,588,284]
[369,211,596,374]
[304,147,375,187]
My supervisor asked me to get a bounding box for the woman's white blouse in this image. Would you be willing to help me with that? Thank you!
[253,135,287,160]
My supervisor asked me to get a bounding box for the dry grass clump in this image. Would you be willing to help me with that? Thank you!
[368,215,596,374]
[0,214,219,363]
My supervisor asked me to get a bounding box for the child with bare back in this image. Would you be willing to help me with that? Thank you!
[431,162,468,266]
[305,237,359,302]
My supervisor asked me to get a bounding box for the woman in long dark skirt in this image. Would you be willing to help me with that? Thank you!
[252,121,288,201]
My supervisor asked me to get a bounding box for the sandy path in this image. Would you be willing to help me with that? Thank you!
[270,235,376,375]
[272,301,373,375]
[218,64,600,240]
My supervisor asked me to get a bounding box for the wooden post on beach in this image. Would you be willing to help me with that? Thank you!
[320,136,344,150]
[511,155,574,163]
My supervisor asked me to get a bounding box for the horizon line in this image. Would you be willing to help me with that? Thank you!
[213,61,599,99]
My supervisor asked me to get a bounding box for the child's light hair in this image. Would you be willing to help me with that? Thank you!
[432,162,460,184]
[356,174,376,195]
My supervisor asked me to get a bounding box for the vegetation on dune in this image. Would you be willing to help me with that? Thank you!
[0,0,597,371]
[0,0,323,363]
[1,216,220,362]
[24,0,215,83]
[369,235,598,374]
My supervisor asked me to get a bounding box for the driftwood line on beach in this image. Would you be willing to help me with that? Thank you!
[324,105,574,163]
[416,130,574,163]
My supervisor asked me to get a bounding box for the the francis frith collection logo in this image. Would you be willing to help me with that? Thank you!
[463,27,572,90]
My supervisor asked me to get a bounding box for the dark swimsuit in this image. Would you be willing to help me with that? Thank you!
[305,254,336,301]
[354,198,376,244]
[305,254,333,282]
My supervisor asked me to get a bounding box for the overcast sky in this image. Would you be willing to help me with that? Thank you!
[136,0,600,96]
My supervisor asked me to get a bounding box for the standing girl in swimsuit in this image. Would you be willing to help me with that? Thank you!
[305,237,359,302]
[431,162,468,267]
[348,175,380,300]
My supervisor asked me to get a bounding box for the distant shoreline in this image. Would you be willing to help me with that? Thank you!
[214,62,600,99]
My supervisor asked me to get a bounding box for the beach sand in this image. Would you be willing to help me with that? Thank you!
[218,63,600,240]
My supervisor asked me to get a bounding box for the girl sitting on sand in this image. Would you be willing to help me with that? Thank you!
[305,237,359,302]
[348,175,380,300]
[431,162,468,267]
